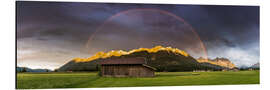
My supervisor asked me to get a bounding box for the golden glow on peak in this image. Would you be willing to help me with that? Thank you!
[73,46,189,63]
[197,58,236,69]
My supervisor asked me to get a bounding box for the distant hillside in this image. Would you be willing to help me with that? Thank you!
[250,63,260,69]
[58,46,232,72]
[17,67,52,72]
[197,57,236,69]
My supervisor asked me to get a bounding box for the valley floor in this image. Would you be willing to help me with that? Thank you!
[16,70,260,89]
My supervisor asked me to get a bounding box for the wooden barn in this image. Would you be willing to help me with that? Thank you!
[99,57,156,77]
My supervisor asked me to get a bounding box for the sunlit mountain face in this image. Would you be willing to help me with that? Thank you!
[17,1,259,70]
[72,46,236,70]
[73,46,189,62]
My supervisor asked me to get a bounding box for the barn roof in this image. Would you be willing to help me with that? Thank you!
[99,57,146,65]
[142,64,157,71]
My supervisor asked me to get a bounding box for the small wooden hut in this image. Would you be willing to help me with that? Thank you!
[99,57,156,77]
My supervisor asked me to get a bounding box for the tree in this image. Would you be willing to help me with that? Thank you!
[22,67,27,72]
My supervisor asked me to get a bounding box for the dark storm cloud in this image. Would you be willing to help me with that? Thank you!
[16,1,259,69]
[171,5,259,47]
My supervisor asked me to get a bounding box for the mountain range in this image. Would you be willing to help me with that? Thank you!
[197,57,236,69]
[58,46,237,72]
[250,63,260,69]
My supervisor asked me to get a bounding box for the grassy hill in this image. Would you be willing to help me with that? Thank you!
[17,71,260,89]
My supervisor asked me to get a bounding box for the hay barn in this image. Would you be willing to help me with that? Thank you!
[99,57,156,77]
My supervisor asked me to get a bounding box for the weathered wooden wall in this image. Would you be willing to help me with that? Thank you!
[101,64,154,77]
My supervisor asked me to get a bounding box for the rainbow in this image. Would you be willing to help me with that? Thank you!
[84,8,208,61]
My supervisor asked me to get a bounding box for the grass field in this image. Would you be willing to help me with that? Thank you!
[16,71,260,89]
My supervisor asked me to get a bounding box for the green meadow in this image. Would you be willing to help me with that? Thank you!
[16,71,259,89]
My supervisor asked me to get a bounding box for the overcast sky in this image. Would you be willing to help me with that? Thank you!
[16,1,259,70]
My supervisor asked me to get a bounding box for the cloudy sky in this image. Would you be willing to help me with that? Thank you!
[16,1,259,70]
